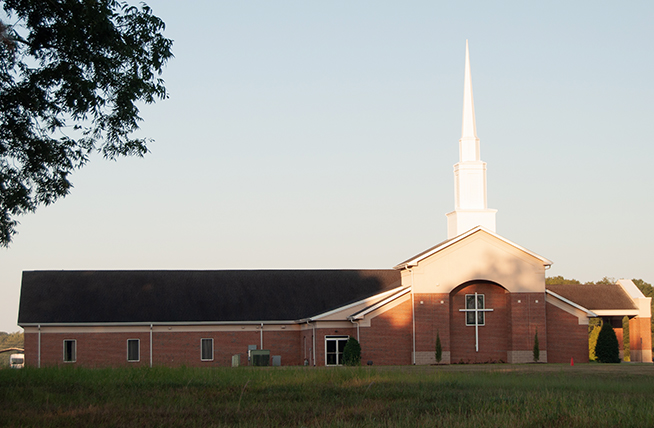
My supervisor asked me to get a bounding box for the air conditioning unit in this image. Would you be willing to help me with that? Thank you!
[250,350,270,366]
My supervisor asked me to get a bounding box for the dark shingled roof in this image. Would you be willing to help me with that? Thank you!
[18,270,401,324]
[546,284,637,311]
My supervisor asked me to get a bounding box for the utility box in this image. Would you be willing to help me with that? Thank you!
[250,350,270,366]
[231,354,240,367]
[272,355,281,367]
[247,345,257,364]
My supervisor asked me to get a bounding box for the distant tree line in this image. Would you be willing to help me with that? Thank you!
[0,331,23,367]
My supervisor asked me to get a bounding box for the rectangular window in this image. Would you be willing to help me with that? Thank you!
[63,339,76,363]
[465,294,485,326]
[201,338,214,361]
[325,336,349,366]
[127,339,140,362]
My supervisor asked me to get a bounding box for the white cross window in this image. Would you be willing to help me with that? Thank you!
[459,292,494,352]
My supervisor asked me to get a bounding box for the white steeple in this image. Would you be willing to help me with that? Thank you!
[446,41,497,239]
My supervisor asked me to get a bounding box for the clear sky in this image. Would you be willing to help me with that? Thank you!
[2,0,653,333]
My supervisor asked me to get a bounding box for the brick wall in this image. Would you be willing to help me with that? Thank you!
[449,283,509,363]
[414,293,450,358]
[312,327,356,366]
[629,317,653,362]
[30,332,151,368]
[359,299,412,365]
[25,329,301,367]
[507,292,547,362]
[546,303,589,363]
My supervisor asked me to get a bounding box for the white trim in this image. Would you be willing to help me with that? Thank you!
[200,338,214,361]
[324,335,349,366]
[348,287,412,320]
[63,339,76,363]
[545,290,597,317]
[591,309,640,317]
[20,320,298,327]
[394,226,553,270]
[127,339,140,362]
[310,285,408,321]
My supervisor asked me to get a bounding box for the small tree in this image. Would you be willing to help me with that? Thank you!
[588,318,602,361]
[343,337,361,366]
[435,332,442,364]
[595,321,620,363]
[533,329,540,362]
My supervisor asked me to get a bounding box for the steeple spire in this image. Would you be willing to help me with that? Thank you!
[461,40,477,141]
[460,40,480,162]
[446,41,497,239]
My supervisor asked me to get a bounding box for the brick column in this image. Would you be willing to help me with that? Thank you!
[629,317,653,363]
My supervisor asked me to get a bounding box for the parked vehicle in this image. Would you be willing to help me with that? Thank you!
[10,353,24,369]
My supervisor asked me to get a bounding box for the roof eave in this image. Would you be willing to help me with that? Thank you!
[394,226,553,270]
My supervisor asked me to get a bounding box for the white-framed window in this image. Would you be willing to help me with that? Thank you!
[63,339,76,363]
[201,338,214,361]
[127,339,140,362]
[325,335,349,366]
[465,294,486,326]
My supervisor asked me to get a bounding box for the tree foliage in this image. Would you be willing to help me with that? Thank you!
[594,321,620,363]
[342,337,361,366]
[588,323,601,361]
[545,276,581,285]
[0,0,173,246]
[0,331,23,367]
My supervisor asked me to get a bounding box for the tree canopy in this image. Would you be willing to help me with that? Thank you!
[0,0,173,246]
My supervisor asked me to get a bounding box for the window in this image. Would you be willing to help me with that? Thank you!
[465,294,485,326]
[201,338,214,361]
[325,336,349,366]
[63,339,76,363]
[127,339,140,362]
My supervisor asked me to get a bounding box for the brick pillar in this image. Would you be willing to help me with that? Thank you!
[629,317,653,363]
[414,293,450,364]
[613,327,624,360]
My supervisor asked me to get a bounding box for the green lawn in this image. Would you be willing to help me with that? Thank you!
[1,364,653,427]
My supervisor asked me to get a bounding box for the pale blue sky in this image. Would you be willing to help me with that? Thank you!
[2,0,653,332]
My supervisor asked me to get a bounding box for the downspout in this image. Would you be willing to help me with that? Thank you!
[349,319,360,342]
[410,267,416,365]
[312,322,316,366]
[150,324,153,368]
[38,324,41,369]
[260,322,263,350]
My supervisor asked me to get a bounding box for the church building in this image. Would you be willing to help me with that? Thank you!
[18,43,652,367]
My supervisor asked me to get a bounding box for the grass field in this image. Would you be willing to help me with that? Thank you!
[1,363,654,427]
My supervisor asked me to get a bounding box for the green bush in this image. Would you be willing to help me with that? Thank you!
[595,321,620,363]
[588,324,601,361]
[533,329,540,362]
[342,337,361,366]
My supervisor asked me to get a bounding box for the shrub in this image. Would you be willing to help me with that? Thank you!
[343,337,361,366]
[533,329,540,362]
[435,332,442,363]
[595,321,620,363]
[588,324,601,361]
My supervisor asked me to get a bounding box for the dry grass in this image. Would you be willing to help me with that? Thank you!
[1,363,653,427]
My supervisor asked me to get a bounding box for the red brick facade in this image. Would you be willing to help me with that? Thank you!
[628,317,653,361]
[359,299,413,365]
[545,303,589,363]
[24,289,623,367]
